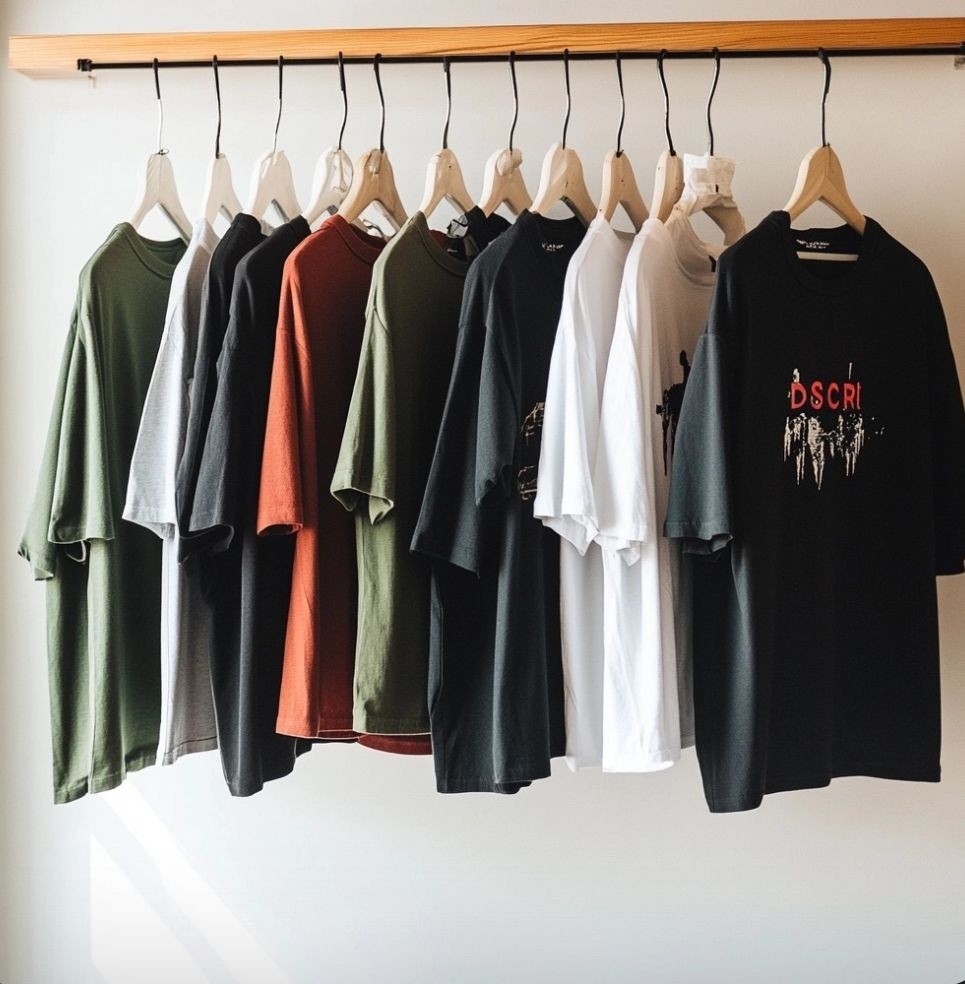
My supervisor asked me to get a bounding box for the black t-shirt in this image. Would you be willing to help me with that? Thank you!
[665,210,965,813]
[176,212,265,556]
[412,209,585,792]
[184,216,315,796]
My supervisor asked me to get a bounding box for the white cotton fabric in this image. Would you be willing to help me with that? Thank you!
[534,216,633,770]
[123,219,219,765]
[592,207,740,771]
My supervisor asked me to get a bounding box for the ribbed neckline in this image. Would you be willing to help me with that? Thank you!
[412,211,472,276]
[516,208,587,269]
[327,213,387,264]
[768,209,882,296]
[115,222,186,278]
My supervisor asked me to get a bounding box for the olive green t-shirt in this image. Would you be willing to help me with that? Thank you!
[20,223,186,803]
[331,208,508,736]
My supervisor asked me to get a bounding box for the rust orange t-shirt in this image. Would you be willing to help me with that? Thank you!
[258,215,428,754]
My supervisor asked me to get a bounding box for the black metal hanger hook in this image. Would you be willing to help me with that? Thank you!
[818,48,831,146]
[336,51,348,153]
[212,55,223,159]
[442,57,452,150]
[615,51,626,157]
[374,53,386,154]
[272,54,284,154]
[508,50,520,153]
[561,48,572,149]
[706,46,721,155]
[152,57,168,155]
[657,50,676,157]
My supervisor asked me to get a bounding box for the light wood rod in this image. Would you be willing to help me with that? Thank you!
[9,19,965,79]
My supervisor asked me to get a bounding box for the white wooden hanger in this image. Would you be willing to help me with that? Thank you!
[531,51,596,225]
[477,54,533,217]
[201,57,243,226]
[784,51,865,259]
[246,56,302,225]
[651,51,684,222]
[302,55,355,228]
[597,54,648,231]
[418,59,475,219]
[672,51,745,245]
[129,59,192,242]
[337,55,407,232]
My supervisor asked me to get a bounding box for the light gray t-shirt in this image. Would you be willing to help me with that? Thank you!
[123,218,219,765]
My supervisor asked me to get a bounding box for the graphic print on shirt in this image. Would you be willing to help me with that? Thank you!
[517,402,545,500]
[783,363,882,489]
[655,350,692,474]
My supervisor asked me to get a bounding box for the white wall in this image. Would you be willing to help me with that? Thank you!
[2,2,964,982]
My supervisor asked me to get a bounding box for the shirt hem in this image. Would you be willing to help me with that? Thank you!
[160,735,218,766]
[54,748,158,805]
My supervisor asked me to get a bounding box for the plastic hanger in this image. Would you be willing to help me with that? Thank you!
[302,52,354,228]
[784,49,866,256]
[672,48,745,245]
[597,52,649,231]
[478,51,533,217]
[129,59,192,242]
[419,58,475,219]
[246,56,302,225]
[531,49,596,226]
[650,50,684,223]
[337,54,408,232]
[201,56,243,227]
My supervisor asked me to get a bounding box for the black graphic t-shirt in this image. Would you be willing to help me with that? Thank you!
[665,210,965,813]
[412,209,585,792]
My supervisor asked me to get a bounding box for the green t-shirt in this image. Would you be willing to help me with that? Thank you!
[332,208,508,735]
[20,223,186,803]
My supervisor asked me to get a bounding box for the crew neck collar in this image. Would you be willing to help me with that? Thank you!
[768,210,881,296]
[411,211,472,276]
[327,212,387,264]
[115,222,186,279]
[517,208,586,265]
[586,214,635,262]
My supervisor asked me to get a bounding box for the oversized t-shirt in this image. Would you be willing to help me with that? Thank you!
[412,209,585,792]
[20,223,186,803]
[259,215,428,751]
[176,212,265,554]
[665,210,965,812]
[533,216,632,770]
[592,209,741,771]
[123,218,219,766]
[331,208,508,742]
[183,217,314,796]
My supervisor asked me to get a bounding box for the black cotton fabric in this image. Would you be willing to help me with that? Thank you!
[176,212,265,555]
[183,217,314,796]
[665,210,965,813]
[412,209,584,793]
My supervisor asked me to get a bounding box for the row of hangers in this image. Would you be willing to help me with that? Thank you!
[129,48,865,262]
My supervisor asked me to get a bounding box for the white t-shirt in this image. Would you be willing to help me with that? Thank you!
[534,216,632,770]
[123,218,219,765]
[592,208,737,771]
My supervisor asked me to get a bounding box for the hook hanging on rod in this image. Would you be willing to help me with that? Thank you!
[272,54,284,154]
[657,49,676,157]
[819,47,831,146]
[706,46,720,156]
[374,52,386,154]
[441,57,452,150]
[561,47,572,149]
[508,50,520,153]
[152,57,167,155]
[614,50,626,157]
[337,50,348,153]
[651,48,684,222]
[212,54,222,158]
[202,53,243,223]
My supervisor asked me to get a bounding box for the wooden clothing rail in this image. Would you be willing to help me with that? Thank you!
[8,18,965,79]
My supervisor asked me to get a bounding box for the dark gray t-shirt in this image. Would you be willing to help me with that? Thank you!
[412,209,585,793]
[665,211,965,813]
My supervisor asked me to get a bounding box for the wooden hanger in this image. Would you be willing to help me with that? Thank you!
[303,147,354,228]
[201,58,243,226]
[245,57,302,224]
[336,56,407,231]
[651,51,684,222]
[531,51,596,225]
[129,59,192,241]
[477,53,533,217]
[597,54,648,231]
[783,52,866,242]
[418,59,475,218]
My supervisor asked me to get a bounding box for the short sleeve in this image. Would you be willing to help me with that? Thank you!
[663,323,734,555]
[331,300,396,524]
[410,267,494,575]
[257,268,308,536]
[922,271,965,575]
